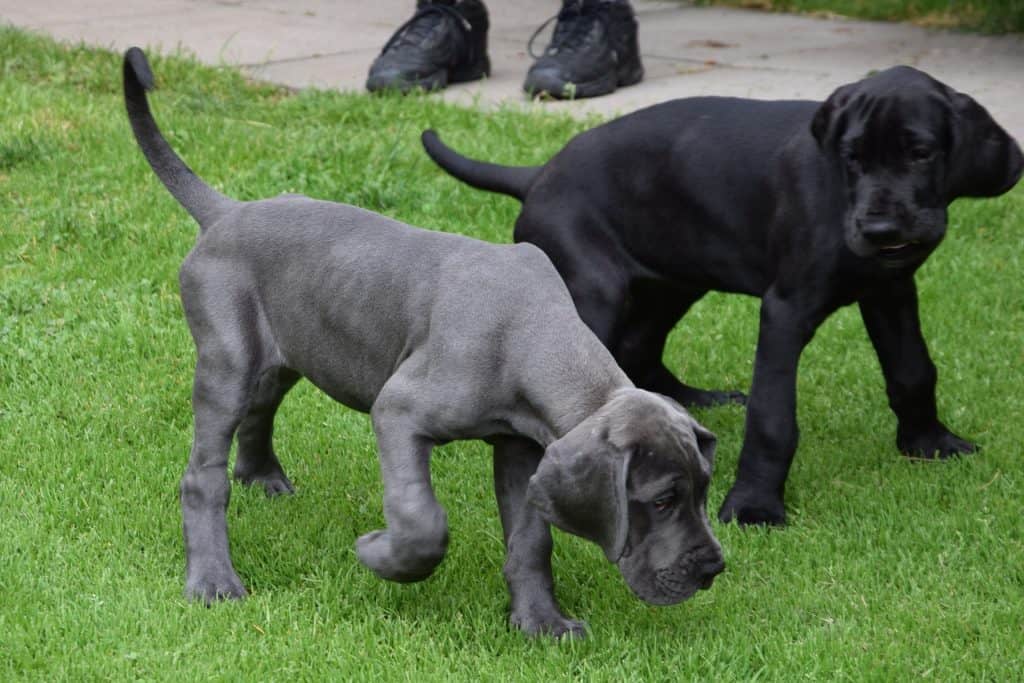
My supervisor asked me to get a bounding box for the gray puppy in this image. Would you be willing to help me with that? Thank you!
[123,48,724,637]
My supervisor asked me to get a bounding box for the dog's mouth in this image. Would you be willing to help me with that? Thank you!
[639,565,718,605]
[643,576,701,605]
[848,211,946,263]
[877,240,918,254]
[874,239,932,263]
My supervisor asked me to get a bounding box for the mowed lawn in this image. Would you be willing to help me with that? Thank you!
[1,28,1022,681]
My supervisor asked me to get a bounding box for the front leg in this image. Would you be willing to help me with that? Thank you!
[719,289,824,526]
[356,400,448,583]
[492,437,586,638]
[859,278,976,458]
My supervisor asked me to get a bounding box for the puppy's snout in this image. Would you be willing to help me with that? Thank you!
[1009,139,1024,187]
[857,218,903,245]
[697,556,725,589]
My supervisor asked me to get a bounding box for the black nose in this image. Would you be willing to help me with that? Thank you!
[857,218,903,245]
[697,557,725,589]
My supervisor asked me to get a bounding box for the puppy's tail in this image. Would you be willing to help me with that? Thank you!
[123,47,235,229]
[421,130,540,202]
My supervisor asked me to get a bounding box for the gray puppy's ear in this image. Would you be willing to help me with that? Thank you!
[945,91,1024,199]
[659,394,717,465]
[526,434,631,563]
[690,418,717,465]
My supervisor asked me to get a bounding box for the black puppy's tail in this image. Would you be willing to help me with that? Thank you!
[123,47,235,228]
[421,130,541,202]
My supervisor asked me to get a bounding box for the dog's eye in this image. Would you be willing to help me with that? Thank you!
[909,146,934,162]
[652,492,677,513]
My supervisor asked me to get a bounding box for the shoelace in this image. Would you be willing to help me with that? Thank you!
[527,1,608,59]
[379,3,471,57]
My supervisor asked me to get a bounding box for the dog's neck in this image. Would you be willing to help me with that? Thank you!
[541,383,629,446]
[513,328,633,447]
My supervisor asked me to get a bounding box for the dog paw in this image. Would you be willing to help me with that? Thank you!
[511,608,587,639]
[234,463,294,496]
[718,485,786,526]
[251,472,294,496]
[185,568,248,604]
[356,529,444,583]
[898,426,977,460]
[678,387,747,408]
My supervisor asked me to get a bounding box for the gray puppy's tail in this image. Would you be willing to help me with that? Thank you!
[421,130,540,202]
[123,47,235,228]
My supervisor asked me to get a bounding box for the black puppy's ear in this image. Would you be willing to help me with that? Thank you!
[811,98,835,147]
[946,91,1024,199]
[526,431,631,563]
[812,84,854,148]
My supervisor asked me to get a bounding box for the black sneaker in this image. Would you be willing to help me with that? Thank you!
[523,1,643,100]
[366,0,490,93]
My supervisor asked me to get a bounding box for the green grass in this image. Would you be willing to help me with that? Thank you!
[694,0,1024,33]
[2,27,1023,681]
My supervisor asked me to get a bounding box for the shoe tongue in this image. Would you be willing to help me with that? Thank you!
[394,10,452,49]
[549,4,602,53]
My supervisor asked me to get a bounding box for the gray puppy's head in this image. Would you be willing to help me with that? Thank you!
[526,388,724,605]
[811,65,1024,266]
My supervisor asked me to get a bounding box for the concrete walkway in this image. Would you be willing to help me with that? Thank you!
[2,1,1022,139]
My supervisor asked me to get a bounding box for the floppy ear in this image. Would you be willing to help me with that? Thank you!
[811,97,836,147]
[946,91,1024,199]
[689,418,717,466]
[659,395,718,465]
[811,84,855,149]
[526,430,631,563]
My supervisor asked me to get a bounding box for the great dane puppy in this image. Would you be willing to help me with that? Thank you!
[123,48,724,638]
[422,66,1024,527]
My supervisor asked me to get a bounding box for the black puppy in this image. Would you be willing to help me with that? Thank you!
[422,66,1024,526]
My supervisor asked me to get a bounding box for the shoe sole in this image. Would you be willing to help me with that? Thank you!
[524,59,644,100]
[367,57,490,94]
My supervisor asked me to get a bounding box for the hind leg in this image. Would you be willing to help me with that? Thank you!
[518,212,631,349]
[527,213,744,407]
[181,351,260,602]
[178,265,274,602]
[233,366,301,496]
[616,284,746,407]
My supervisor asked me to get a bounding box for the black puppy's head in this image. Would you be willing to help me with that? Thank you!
[812,66,1023,263]
[526,388,724,606]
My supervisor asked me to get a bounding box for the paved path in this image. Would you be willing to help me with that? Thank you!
[2,1,1022,138]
